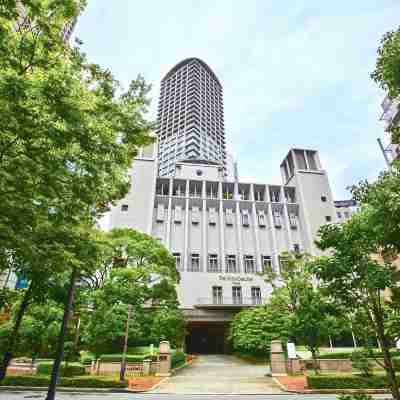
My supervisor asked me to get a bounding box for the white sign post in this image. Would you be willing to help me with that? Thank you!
[287,342,296,359]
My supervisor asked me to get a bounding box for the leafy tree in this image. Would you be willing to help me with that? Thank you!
[372,27,400,143]
[0,0,154,382]
[149,308,186,349]
[290,286,342,373]
[79,229,182,359]
[229,294,291,359]
[313,209,400,399]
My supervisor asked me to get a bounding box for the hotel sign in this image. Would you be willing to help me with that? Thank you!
[218,275,254,282]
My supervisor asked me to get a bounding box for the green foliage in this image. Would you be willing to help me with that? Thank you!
[0,375,127,388]
[307,373,400,389]
[338,395,373,400]
[149,308,186,349]
[351,350,373,377]
[99,354,150,363]
[291,285,344,373]
[36,361,85,377]
[171,350,186,369]
[79,228,183,359]
[229,296,291,358]
[372,28,400,143]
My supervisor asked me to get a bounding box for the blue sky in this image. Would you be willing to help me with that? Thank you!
[75,1,400,199]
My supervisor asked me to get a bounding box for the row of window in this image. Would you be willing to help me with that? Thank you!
[211,286,262,305]
[173,253,274,273]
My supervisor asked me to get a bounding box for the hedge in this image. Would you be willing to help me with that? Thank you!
[318,350,400,360]
[36,362,85,377]
[99,354,150,363]
[171,350,186,369]
[0,375,127,388]
[307,374,400,389]
[128,346,157,355]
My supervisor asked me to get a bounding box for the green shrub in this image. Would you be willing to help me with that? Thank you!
[99,354,149,363]
[307,373,399,389]
[338,395,373,400]
[351,350,372,377]
[128,346,155,355]
[0,375,126,388]
[171,350,186,369]
[393,357,400,372]
[36,361,85,377]
[318,350,400,359]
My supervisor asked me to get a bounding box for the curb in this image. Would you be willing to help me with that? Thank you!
[0,386,131,393]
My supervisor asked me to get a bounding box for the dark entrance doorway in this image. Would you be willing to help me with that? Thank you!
[185,322,229,354]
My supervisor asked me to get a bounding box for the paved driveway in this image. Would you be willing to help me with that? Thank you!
[152,354,283,394]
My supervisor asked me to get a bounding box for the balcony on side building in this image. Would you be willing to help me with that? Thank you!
[195,297,263,309]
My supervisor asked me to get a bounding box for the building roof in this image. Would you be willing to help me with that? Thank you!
[162,58,222,87]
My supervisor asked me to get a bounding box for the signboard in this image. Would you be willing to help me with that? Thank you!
[287,342,296,359]
[218,275,254,282]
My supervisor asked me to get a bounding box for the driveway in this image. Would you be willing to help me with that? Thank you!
[152,354,283,394]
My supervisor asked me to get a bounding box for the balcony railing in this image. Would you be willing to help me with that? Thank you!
[196,297,263,308]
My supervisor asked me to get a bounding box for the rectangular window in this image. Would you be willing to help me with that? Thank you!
[337,212,342,219]
[244,255,255,274]
[261,255,272,273]
[258,212,266,227]
[192,207,200,224]
[173,252,181,271]
[209,207,217,225]
[226,255,238,273]
[289,213,297,229]
[325,216,332,222]
[273,211,282,228]
[121,204,129,212]
[212,286,223,305]
[226,208,234,226]
[293,244,300,253]
[208,254,220,272]
[156,203,165,222]
[344,212,349,219]
[174,206,182,223]
[241,211,250,227]
[232,286,242,305]
[189,253,200,272]
[251,287,262,305]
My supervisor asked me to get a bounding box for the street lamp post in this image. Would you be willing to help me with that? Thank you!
[120,304,133,382]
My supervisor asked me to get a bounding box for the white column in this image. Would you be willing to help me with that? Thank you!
[202,198,207,273]
[251,201,262,273]
[281,186,293,251]
[219,198,226,273]
[236,202,244,273]
[266,185,279,272]
[183,180,190,271]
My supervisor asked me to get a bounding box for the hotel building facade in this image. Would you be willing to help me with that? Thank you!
[110,58,337,352]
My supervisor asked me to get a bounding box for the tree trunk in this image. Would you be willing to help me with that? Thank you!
[310,348,319,375]
[0,281,33,381]
[374,310,400,400]
[45,267,78,400]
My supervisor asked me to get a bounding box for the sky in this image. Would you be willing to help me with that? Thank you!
[75,0,400,199]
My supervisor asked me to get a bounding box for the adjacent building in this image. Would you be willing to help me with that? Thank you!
[334,199,359,222]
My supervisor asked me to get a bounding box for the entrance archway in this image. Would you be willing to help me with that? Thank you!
[185,322,229,354]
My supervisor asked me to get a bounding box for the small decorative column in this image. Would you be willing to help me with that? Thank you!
[157,341,172,377]
[270,340,287,376]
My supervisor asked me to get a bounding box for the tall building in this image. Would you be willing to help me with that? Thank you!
[157,58,226,177]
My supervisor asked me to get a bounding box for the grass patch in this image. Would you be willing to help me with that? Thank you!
[36,361,85,377]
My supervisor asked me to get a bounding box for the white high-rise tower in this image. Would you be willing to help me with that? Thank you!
[157,58,226,176]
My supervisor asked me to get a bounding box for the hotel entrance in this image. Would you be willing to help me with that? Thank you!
[185,322,230,354]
